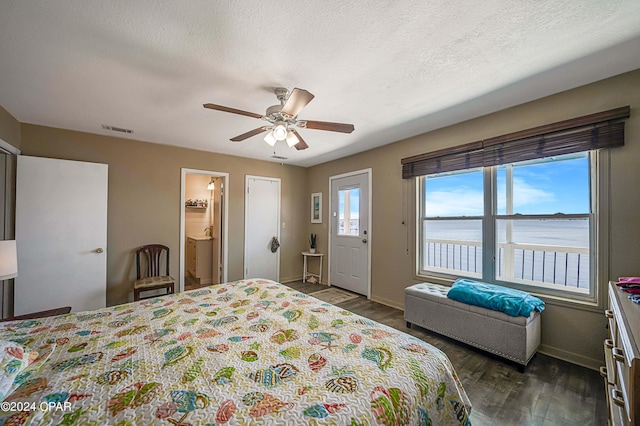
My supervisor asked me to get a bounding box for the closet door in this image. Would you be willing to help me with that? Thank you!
[244,176,280,281]
[15,156,107,314]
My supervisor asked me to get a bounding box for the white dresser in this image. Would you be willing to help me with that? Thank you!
[603,282,639,425]
[186,236,213,285]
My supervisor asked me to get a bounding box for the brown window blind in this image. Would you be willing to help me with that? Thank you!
[401,106,630,179]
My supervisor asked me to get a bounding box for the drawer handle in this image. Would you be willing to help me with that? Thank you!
[599,366,607,378]
[610,388,625,407]
[604,339,614,349]
[604,309,614,319]
[612,347,625,363]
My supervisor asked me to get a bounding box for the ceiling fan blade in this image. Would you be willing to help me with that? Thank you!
[281,88,314,118]
[203,103,263,119]
[291,129,309,150]
[303,120,355,133]
[230,127,269,142]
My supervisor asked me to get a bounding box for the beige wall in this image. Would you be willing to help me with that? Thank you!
[20,125,308,306]
[308,69,640,369]
[0,105,20,149]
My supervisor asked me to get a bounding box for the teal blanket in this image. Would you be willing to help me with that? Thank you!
[447,278,545,317]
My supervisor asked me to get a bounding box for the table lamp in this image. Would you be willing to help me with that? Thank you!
[0,240,17,280]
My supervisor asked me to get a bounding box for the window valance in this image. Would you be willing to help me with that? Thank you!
[401,106,630,179]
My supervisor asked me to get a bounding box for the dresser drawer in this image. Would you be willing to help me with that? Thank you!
[605,338,617,386]
[606,309,617,343]
[608,282,639,426]
[608,383,626,426]
[612,345,631,424]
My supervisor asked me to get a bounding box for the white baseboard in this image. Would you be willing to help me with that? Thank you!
[538,344,601,371]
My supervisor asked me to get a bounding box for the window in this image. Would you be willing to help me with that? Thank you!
[338,186,360,236]
[420,168,484,278]
[419,152,594,296]
[404,106,628,300]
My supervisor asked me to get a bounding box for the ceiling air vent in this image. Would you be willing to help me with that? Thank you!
[102,124,133,134]
[271,155,288,160]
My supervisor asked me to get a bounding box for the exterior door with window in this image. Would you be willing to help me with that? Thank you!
[330,171,369,296]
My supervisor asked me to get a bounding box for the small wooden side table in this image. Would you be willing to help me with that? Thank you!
[302,251,324,284]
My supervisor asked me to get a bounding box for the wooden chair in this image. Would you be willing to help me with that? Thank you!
[133,244,175,301]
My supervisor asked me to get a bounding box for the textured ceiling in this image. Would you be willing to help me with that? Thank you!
[1,1,640,167]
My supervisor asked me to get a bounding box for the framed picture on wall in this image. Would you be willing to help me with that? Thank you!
[311,192,322,223]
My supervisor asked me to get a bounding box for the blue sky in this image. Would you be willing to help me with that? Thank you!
[424,154,590,216]
[339,188,360,219]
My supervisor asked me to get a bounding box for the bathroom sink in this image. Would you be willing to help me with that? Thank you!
[188,234,213,241]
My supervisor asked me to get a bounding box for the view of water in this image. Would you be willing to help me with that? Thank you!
[424,219,589,247]
[423,219,590,289]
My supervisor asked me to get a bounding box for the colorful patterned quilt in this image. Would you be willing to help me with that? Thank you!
[0,279,471,425]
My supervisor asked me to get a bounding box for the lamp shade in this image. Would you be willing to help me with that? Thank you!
[264,131,277,146]
[207,178,215,191]
[272,124,287,141]
[286,130,299,148]
[0,240,17,280]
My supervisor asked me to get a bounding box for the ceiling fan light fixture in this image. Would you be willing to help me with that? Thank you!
[204,87,355,150]
[272,123,287,141]
[286,130,299,148]
[264,130,277,146]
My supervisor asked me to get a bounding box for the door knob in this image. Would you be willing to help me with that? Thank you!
[95,248,104,253]
[362,239,367,244]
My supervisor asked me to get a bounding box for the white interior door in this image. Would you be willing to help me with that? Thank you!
[330,170,370,296]
[211,176,225,285]
[217,178,225,284]
[15,156,107,315]
[245,176,280,281]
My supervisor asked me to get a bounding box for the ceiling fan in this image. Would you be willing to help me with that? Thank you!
[203,87,355,150]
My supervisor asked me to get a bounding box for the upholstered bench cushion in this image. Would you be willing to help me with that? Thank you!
[405,283,536,326]
[405,282,541,366]
[134,275,175,289]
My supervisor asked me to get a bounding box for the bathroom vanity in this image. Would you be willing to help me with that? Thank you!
[186,236,213,284]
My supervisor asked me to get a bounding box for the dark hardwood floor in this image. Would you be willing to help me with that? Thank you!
[286,280,607,426]
[184,275,202,292]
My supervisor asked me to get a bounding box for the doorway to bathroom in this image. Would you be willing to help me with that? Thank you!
[179,168,228,292]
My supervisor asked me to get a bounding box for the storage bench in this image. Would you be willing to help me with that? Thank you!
[404,283,541,367]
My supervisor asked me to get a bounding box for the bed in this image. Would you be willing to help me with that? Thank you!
[0,279,471,425]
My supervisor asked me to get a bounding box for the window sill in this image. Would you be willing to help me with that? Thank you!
[531,290,603,313]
